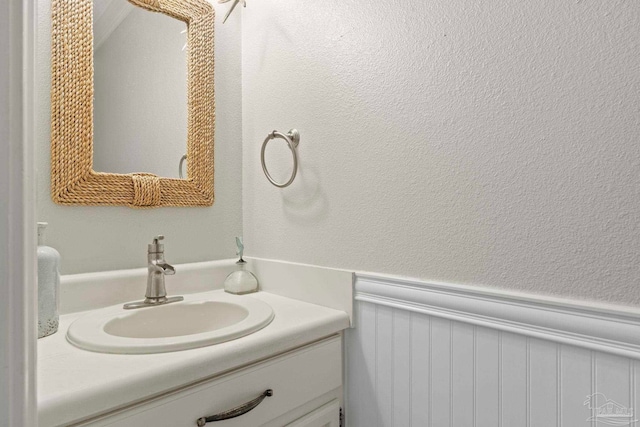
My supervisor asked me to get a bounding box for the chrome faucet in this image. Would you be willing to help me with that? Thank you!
[123,235,184,310]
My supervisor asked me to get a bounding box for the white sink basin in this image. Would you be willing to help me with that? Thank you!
[67,292,274,354]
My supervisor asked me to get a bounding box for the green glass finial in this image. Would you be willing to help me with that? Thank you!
[235,236,245,262]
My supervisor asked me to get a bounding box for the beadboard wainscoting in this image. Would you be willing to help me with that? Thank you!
[345,274,640,427]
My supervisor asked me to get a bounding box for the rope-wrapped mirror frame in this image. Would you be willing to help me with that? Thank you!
[50,0,215,208]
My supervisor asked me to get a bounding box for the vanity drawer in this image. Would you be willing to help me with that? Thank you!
[82,335,342,427]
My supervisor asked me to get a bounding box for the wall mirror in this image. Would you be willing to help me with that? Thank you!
[93,0,186,178]
[51,0,215,208]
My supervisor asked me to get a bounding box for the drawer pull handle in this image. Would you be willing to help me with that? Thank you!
[196,389,273,425]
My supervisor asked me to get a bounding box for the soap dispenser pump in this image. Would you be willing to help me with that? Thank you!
[224,237,258,295]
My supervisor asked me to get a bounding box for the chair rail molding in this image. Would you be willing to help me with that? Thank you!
[355,273,640,359]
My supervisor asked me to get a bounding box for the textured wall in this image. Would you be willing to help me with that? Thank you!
[242,0,640,305]
[0,4,10,417]
[0,15,8,423]
[36,1,242,274]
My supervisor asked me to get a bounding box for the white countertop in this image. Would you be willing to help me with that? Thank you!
[38,291,350,427]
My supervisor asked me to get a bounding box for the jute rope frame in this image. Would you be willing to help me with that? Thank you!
[51,0,215,208]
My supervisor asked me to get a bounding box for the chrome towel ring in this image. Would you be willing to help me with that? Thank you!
[261,129,300,188]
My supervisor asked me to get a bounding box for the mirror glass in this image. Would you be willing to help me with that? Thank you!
[92,0,187,178]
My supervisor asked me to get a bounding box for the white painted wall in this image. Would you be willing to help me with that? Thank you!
[36,1,242,274]
[0,0,37,425]
[0,7,13,419]
[242,0,640,306]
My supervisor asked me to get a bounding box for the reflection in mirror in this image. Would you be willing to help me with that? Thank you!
[93,0,187,178]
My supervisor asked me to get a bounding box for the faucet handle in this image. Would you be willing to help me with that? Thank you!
[149,235,165,253]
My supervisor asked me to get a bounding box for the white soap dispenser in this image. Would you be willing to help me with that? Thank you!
[224,237,258,295]
[37,222,60,338]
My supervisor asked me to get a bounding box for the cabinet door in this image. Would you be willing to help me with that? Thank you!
[285,400,340,427]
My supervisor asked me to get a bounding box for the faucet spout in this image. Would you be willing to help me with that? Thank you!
[151,261,175,275]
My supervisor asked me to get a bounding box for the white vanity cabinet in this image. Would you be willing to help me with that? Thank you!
[76,335,342,427]
[284,400,340,427]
